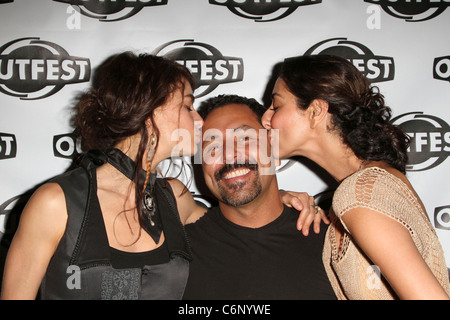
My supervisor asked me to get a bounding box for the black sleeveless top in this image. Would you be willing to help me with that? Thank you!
[39,150,192,300]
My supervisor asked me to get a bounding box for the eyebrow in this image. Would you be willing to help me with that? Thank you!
[185,93,195,103]
[202,125,256,147]
[271,92,282,99]
[232,125,253,132]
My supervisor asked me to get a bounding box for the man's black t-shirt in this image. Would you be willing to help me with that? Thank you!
[183,205,336,300]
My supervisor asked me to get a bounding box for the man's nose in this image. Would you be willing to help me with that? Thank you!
[224,139,244,164]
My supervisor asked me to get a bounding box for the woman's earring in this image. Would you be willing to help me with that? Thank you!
[143,134,157,186]
[141,133,162,242]
[147,134,157,162]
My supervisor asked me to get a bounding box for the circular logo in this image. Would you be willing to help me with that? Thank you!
[54,0,167,22]
[209,0,322,22]
[0,37,90,100]
[434,206,450,230]
[434,56,450,82]
[0,193,29,242]
[152,39,244,98]
[304,37,395,83]
[391,112,450,171]
[364,0,450,22]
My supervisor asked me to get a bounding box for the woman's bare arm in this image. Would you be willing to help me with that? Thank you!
[1,183,68,300]
[342,207,449,300]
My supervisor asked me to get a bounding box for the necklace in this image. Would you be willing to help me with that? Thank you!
[358,160,368,171]
[106,148,162,244]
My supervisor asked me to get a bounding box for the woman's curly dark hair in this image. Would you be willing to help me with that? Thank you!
[73,52,194,154]
[72,51,194,231]
[279,54,409,173]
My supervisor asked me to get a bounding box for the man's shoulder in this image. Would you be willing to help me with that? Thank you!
[185,206,221,229]
[283,204,301,216]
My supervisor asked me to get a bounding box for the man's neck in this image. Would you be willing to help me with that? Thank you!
[219,180,284,228]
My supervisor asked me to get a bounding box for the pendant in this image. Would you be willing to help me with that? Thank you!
[105,148,162,243]
[143,191,156,226]
[141,188,162,243]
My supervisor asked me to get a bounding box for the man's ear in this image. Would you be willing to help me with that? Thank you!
[308,99,329,128]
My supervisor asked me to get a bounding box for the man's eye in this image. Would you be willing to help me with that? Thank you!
[238,133,257,142]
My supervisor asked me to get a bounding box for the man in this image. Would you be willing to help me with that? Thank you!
[182,95,335,300]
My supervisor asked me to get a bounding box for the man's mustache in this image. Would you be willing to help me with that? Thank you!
[214,161,258,181]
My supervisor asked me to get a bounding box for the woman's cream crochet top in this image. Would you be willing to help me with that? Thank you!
[322,167,450,299]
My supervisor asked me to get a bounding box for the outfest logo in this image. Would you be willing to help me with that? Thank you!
[0,193,30,243]
[53,133,82,159]
[0,132,16,160]
[0,37,90,100]
[0,195,20,242]
[53,0,167,22]
[304,37,395,83]
[364,0,450,22]
[152,39,244,98]
[434,206,450,231]
[209,0,321,22]
[391,112,450,171]
[434,55,450,83]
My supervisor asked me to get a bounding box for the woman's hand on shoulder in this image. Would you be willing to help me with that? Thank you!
[279,190,330,236]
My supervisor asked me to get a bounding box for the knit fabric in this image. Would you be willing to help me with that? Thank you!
[323,167,450,299]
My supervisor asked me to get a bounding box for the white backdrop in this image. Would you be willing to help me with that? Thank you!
[1,0,449,283]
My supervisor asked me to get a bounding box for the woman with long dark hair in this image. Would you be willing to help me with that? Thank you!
[262,54,450,299]
[2,52,205,299]
[2,52,317,299]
